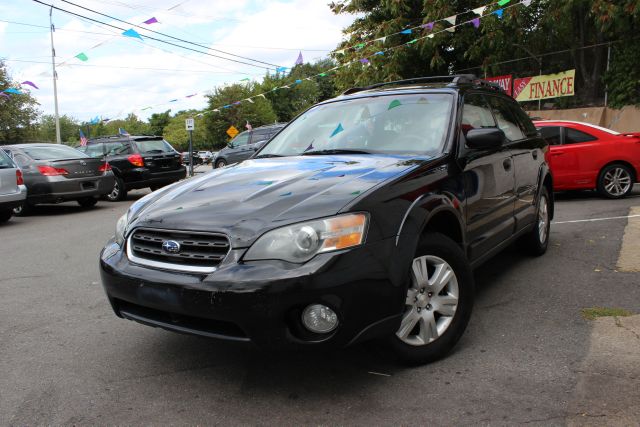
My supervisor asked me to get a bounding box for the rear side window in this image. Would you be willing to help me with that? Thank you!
[487,97,526,141]
[231,133,250,147]
[462,94,496,136]
[84,143,105,158]
[13,154,31,167]
[0,149,14,169]
[134,139,174,153]
[538,127,562,146]
[21,145,88,160]
[565,128,597,144]
[251,129,271,143]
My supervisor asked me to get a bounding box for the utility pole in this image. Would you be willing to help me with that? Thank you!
[49,6,62,144]
[185,117,195,177]
[604,43,612,107]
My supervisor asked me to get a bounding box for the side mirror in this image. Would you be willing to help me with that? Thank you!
[465,128,505,149]
[227,142,233,148]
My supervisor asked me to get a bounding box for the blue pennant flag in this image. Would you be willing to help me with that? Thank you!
[122,28,143,41]
[493,9,504,19]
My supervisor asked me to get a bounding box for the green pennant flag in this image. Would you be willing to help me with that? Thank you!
[498,0,510,5]
[355,43,365,49]
[407,39,418,45]
[75,52,88,61]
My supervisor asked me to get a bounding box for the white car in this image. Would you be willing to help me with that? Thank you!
[197,151,213,162]
[0,148,27,223]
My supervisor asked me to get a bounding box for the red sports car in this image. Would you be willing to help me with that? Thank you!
[534,120,640,198]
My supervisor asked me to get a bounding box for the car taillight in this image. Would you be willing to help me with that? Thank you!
[127,154,144,167]
[98,162,112,173]
[16,169,24,185]
[37,165,69,176]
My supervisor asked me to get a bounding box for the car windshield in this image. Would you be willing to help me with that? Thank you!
[21,145,89,160]
[259,94,453,157]
[135,139,174,153]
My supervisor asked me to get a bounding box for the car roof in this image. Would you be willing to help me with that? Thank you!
[87,135,162,143]
[533,120,621,135]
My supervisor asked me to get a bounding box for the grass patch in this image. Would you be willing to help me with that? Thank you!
[581,307,633,320]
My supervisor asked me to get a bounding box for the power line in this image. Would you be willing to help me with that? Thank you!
[31,0,277,71]
[57,0,283,69]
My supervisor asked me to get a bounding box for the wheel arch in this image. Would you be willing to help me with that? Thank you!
[599,160,638,182]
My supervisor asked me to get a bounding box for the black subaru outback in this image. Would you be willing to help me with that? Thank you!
[100,76,553,364]
[80,135,186,201]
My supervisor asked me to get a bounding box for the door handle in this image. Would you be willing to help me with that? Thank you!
[503,158,512,171]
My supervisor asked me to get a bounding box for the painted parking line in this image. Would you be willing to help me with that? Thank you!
[553,214,640,225]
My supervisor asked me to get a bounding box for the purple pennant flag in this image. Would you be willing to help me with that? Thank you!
[143,17,158,25]
[185,93,197,98]
[295,51,303,65]
[0,92,10,99]
[21,81,39,89]
[471,17,480,28]
[359,58,370,64]
[421,22,434,31]
[169,99,178,102]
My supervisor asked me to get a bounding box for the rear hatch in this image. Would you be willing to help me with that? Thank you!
[133,138,182,172]
[46,158,106,178]
[0,150,19,195]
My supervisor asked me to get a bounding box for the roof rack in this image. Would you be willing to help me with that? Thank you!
[88,134,160,141]
[341,74,503,95]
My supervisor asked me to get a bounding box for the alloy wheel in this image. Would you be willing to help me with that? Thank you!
[108,181,120,200]
[397,255,459,346]
[603,167,632,197]
[538,194,549,244]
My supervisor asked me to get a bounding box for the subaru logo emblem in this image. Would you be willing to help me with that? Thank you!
[162,240,181,254]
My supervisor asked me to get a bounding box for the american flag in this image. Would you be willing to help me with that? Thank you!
[79,129,88,146]
[245,121,252,131]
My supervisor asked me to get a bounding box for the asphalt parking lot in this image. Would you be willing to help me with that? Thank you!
[1,185,639,425]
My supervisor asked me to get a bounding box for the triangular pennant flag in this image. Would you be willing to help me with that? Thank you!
[295,51,304,65]
[196,113,203,117]
[472,6,487,15]
[122,28,143,41]
[213,109,220,112]
[240,77,250,81]
[444,15,457,26]
[143,17,158,24]
[421,22,434,31]
[355,43,366,49]
[359,58,370,64]
[295,79,302,84]
[75,52,88,61]
[276,66,287,72]
[233,101,242,105]
[427,34,435,39]
[141,107,151,110]
[185,93,197,98]
[245,98,254,103]
[330,123,344,138]
[388,99,402,110]
[376,36,387,44]
[169,99,178,102]
[521,0,532,6]
[400,29,412,35]
[21,81,39,89]
[257,94,267,99]
[446,26,456,33]
[335,49,345,55]
[493,9,504,18]
[319,73,327,77]
[406,39,418,45]
[3,88,22,95]
[498,0,511,5]
[373,51,385,56]
[470,17,480,28]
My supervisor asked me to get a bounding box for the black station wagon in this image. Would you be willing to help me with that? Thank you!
[100,76,553,364]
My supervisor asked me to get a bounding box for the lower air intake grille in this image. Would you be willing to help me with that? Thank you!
[128,228,230,273]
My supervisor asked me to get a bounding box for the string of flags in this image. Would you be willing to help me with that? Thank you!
[101,0,525,119]
[1,80,41,100]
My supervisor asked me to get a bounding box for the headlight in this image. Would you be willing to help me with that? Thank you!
[114,212,129,246]
[244,213,368,263]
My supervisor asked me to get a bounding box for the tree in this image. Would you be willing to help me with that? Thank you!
[148,110,171,136]
[35,114,81,143]
[204,83,277,148]
[163,110,209,151]
[0,60,40,144]
[89,113,150,138]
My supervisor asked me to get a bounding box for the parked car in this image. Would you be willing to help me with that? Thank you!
[2,143,115,214]
[180,152,202,166]
[100,76,553,365]
[0,147,27,223]
[197,151,213,164]
[534,120,640,198]
[78,135,186,201]
[214,124,286,168]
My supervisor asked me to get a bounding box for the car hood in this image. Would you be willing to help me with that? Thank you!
[129,155,423,247]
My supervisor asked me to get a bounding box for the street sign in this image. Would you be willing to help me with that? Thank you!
[185,118,195,131]
[226,125,239,139]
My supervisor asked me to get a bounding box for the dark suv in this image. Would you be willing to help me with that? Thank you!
[100,76,553,364]
[79,135,186,201]
[214,123,285,168]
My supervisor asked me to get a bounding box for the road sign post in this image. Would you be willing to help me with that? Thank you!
[186,118,195,177]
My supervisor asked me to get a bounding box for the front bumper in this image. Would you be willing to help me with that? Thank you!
[100,236,405,349]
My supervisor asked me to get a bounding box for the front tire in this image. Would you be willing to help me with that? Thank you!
[106,177,127,202]
[215,159,227,169]
[387,233,474,365]
[13,202,33,216]
[597,163,634,199]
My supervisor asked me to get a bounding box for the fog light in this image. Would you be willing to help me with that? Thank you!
[302,304,339,333]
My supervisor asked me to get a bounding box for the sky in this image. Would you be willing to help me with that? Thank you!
[0,0,355,122]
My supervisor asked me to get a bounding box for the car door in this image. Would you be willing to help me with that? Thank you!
[551,126,600,189]
[487,96,544,231]
[226,132,251,163]
[0,149,18,196]
[459,93,516,262]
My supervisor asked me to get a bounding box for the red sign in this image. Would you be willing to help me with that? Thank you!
[486,75,513,96]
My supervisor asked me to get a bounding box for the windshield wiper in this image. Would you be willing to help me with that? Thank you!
[253,153,284,159]
[301,149,372,156]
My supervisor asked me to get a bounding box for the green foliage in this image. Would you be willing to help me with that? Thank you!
[148,110,172,136]
[603,43,640,108]
[204,83,277,148]
[87,113,150,138]
[0,60,40,144]
[163,111,209,151]
[35,114,81,143]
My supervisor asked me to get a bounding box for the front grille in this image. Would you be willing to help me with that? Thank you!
[128,228,230,272]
